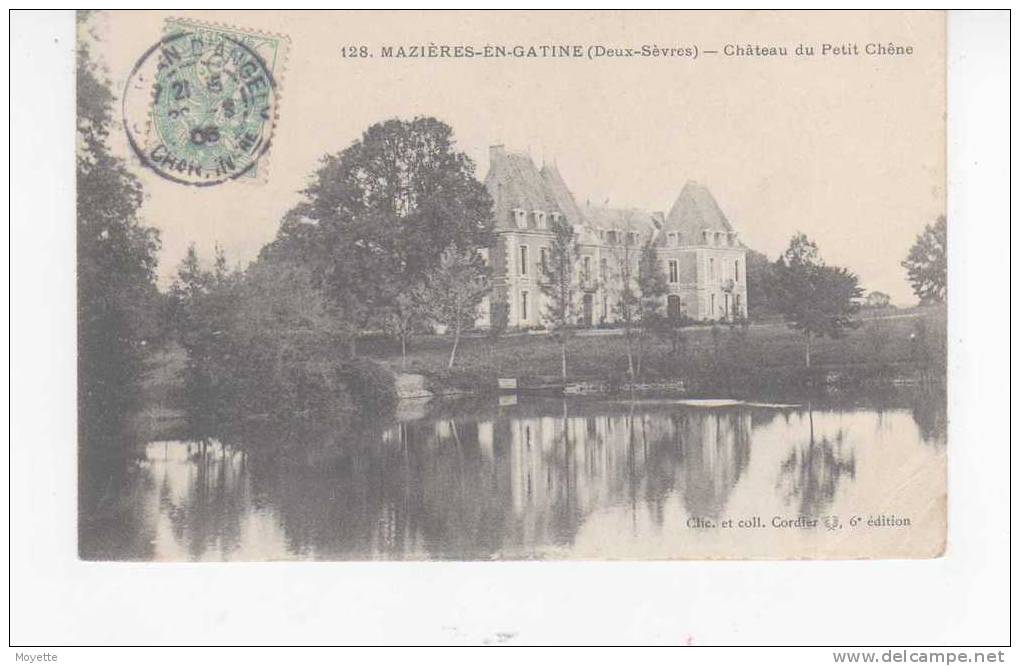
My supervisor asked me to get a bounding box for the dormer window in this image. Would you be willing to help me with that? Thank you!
[550,212,562,226]
[702,230,710,245]
[534,211,547,229]
[512,208,527,229]
[607,230,617,245]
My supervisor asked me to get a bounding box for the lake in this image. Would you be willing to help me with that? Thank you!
[80,391,946,560]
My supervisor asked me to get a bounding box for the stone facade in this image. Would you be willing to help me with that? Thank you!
[481,145,748,329]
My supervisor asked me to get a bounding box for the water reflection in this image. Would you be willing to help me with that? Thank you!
[775,410,856,517]
[80,394,946,560]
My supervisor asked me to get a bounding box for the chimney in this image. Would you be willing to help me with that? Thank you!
[489,144,506,163]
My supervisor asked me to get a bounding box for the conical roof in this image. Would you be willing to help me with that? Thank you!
[485,146,565,230]
[665,181,734,237]
[540,163,584,223]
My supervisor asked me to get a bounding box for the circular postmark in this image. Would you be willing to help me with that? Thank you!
[123,29,277,186]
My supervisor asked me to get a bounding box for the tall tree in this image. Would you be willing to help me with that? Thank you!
[771,233,863,367]
[540,215,579,381]
[487,299,510,374]
[902,215,947,304]
[611,234,640,381]
[170,245,241,424]
[384,290,427,370]
[419,245,490,368]
[77,28,161,452]
[744,248,780,320]
[636,237,669,378]
[299,117,494,351]
[256,206,368,357]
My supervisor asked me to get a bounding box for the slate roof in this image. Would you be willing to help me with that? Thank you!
[484,148,736,247]
[540,163,585,223]
[665,181,735,239]
[485,147,568,230]
[582,205,660,234]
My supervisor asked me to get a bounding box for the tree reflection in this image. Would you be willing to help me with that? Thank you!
[677,410,752,520]
[776,408,856,517]
[78,426,157,561]
[155,439,250,559]
[908,387,947,448]
[92,398,895,560]
[216,402,755,558]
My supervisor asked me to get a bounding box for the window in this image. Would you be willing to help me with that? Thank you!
[534,211,547,229]
[520,291,529,322]
[539,247,548,273]
[600,257,608,281]
[513,209,527,229]
[709,257,715,281]
[519,245,529,276]
[607,231,617,245]
[710,293,716,317]
[583,256,591,281]
[735,294,742,316]
[734,259,740,282]
[702,230,709,244]
[668,259,679,284]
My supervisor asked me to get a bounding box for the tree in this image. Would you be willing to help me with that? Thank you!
[77,27,161,453]
[635,237,668,379]
[299,117,494,351]
[171,242,363,422]
[540,214,579,381]
[771,233,863,367]
[864,291,892,309]
[744,248,781,321]
[902,216,946,304]
[259,206,369,357]
[487,299,510,374]
[384,290,427,370]
[170,245,241,424]
[419,245,490,368]
[611,233,640,381]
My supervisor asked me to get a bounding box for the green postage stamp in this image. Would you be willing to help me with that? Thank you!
[122,18,287,186]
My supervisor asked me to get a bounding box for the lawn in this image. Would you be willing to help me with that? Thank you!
[361,306,947,395]
[142,306,946,407]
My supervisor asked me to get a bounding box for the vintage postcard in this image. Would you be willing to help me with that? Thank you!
[77,10,947,561]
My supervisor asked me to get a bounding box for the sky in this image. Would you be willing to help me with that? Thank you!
[90,10,945,305]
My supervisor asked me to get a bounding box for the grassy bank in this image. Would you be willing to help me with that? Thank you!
[365,306,946,398]
[141,306,946,412]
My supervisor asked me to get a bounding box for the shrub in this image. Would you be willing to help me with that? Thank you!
[337,357,398,413]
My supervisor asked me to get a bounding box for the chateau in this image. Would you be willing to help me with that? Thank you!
[478,145,748,329]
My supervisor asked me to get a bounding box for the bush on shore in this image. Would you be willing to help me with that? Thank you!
[337,357,398,414]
